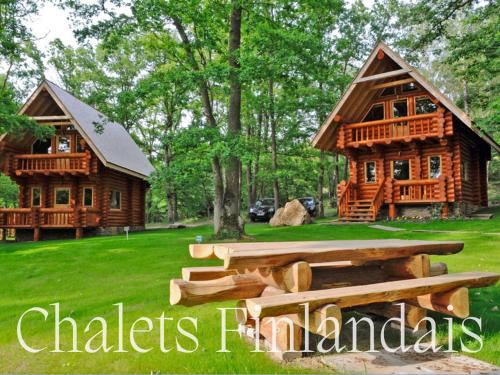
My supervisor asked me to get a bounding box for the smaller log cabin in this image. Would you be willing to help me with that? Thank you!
[313,43,500,222]
[0,80,154,240]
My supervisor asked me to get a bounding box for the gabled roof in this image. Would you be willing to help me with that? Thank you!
[17,80,154,179]
[312,42,500,153]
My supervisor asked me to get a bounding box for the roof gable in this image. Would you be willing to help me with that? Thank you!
[312,42,500,153]
[18,80,154,179]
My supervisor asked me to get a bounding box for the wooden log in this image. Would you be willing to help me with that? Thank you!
[189,244,217,259]
[170,274,267,306]
[223,239,464,269]
[182,266,236,281]
[361,302,427,330]
[430,262,448,276]
[260,285,287,297]
[370,77,415,90]
[382,255,430,279]
[247,261,312,292]
[245,272,499,318]
[259,315,302,353]
[415,287,469,318]
[297,304,342,339]
[236,287,287,325]
[311,263,386,290]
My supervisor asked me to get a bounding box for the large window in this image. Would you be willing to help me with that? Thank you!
[365,161,376,183]
[54,187,71,207]
[31,187,41,207]
[415,96,438,114]
[57,136,71,153]
[363,103,384,122]
[392,99,408,118]
[110,190,121,210]
[429,156,441,179]
[392,160,410,180]
[83,187,94,207]
[32,139,52,154]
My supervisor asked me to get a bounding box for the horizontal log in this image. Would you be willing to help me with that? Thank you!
[245,272,499,318]
[246,261,312,293]
[182,266,236,281]
[170,274,266,306]
[382,255,430,279]
[361,302,427,330]
[355,68,411,83]
[311,264,386,290]
[223,240,464,269]
[189,244,217,259]
[415,287,469,318]
[370,77,416,90]
[430,262,448,276]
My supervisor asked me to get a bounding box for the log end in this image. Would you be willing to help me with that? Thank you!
[169,279,184,305]
[284,261,312,293]
[189,244,215,259]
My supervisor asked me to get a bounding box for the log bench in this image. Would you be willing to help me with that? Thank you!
[170,240,498,360]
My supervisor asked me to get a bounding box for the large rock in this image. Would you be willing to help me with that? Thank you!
[270,199,312,227]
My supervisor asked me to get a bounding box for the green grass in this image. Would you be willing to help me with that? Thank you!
[0,212,499,373]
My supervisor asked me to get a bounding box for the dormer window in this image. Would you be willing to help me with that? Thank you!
[415,96,438,114]
[57,136,71,153]
[363,103,384,122]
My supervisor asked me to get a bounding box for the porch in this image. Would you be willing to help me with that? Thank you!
[0,207,101,240]
[338,176,449,221]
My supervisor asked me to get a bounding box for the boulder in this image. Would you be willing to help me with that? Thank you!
[270,199,312,227]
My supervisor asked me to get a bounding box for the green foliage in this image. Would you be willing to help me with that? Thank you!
[0,173,18,207]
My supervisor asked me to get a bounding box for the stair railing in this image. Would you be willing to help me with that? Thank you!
[370,178,386,221]
[337,180,355,219]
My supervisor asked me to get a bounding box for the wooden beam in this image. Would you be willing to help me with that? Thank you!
[430,262,448,276]
[361,302,427,330]
[355,69,411,84]
[382,255,430,279]
[415,287,469,318]
[222,240,464,269]
[246,261,312,293]
[259,315,302,354]
[370,78,416,90]
[182,266,236,281]
[31,115,72,121]
[244,272,499,318]
[170,274,267,306]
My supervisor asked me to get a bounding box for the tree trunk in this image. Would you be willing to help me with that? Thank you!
[269,79,280,211]
[219,1,244,238]
[317,150,325,217]
[331,153,340,208]
[250,108,263,206]
[463,80,469,114]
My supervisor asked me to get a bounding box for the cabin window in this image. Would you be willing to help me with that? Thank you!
[380,87,395,97]
[57,136,71,153]
[83,187,93,207]
[429,156,441,179]
[76,137,86,153]
[392,99,408,118]
[363,103,384,122]
[392,160,410,180]
[31,187,41,207]
[32,138,52,154]
[461,161,470,182]
[54,187,71,207]
[365,161,376,183]
[415,96,438,114]
[402,82,418,92]
[110,190,121,210]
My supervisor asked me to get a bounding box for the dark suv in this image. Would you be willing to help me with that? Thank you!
[298,197,317,217]
[249,198,275,222]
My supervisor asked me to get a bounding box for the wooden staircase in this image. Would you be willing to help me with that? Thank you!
[338,179,385,223]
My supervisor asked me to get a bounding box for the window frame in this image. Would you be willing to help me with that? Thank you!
[82,186,94,207]
[415,95,438,115]
[391,159,411,181]
[461,161,470,182]
[391,98,409,119]
[362,102,385,122]
[364,161,377,184]
[56,135,72,154]
[31,186,42,207]
[109,190,122,210]
[402,82,418,92]
[428,155,442,179]
[54,187,71,207]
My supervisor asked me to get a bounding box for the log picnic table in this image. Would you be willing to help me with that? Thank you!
[169,239,499,359]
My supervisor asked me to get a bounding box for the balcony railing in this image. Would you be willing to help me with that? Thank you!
[388,177,447,204]
[13,152,90,176]
[0,207,101,229]
[338,113,444,148]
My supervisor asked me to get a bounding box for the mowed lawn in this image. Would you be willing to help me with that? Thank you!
[0,211,499,373]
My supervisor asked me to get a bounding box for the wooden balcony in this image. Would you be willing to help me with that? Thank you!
[12,152,91,176]
[392,179,446,204]
[0,207,101,229]
[338,113,446,149]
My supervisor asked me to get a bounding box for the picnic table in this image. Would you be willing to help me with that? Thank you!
[169,239,499,359]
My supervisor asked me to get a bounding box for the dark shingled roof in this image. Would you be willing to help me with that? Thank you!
[45,81,154,179]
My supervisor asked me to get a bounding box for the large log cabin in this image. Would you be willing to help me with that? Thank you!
[0,80,154,240]
[313,43,500,222]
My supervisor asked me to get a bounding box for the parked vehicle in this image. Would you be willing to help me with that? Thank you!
[298,197,317,216]
[249,198,275,222]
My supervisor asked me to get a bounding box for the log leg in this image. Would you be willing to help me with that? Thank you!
[259,315,302,357]
[389,203,396,219]
[33,228,40,242]
[416,287,469,318]
[75,228,83,239]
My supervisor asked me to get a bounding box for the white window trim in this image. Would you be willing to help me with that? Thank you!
[110,190,122,211]
[54,187,71,207]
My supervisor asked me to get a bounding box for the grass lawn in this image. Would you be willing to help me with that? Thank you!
[0,212,499,373]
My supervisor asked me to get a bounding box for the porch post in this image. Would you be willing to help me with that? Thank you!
[31,207,40,241]
[389,203,396,220]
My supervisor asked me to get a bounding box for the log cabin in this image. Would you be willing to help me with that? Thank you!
[313,43,500,222]
[0,80,154,240]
